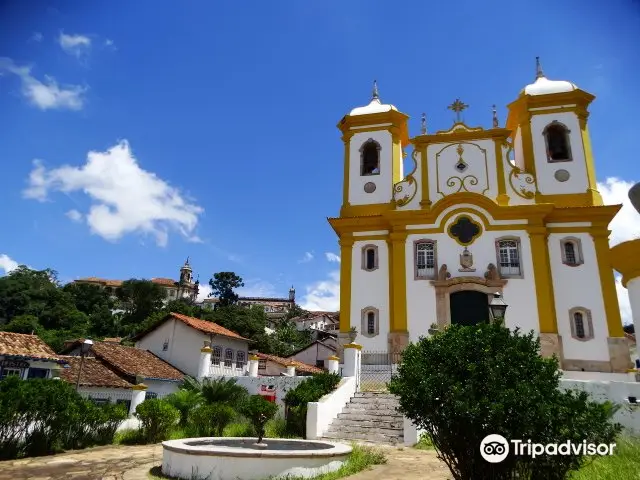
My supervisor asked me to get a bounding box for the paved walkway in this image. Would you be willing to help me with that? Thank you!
[0,443,451,480]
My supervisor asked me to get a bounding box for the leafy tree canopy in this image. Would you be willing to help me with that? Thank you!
[208,272,244,307]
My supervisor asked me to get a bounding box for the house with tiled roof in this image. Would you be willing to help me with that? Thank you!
[288,339,337,370]
[61,339,185,398]
[254,352,323,376]
[0,332,67,380]
[291,311,339,333]
[133,312,251,379]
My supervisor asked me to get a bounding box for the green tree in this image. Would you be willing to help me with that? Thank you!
[1,315,41,334]
[388,321,621,480]
[271,319,311,357]
[205,304,268,341]
[116,279,166,331]
[284,303,308,321]
[208,272,244,306]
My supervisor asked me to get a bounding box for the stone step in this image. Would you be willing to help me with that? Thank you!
[337,412,403,423]
[342,405,400,416]
[353,392,398,398]
[349,396,400,406]
[323,430,403,445]
[327,421,403,436]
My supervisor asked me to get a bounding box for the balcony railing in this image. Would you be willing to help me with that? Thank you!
[209,362,248,377]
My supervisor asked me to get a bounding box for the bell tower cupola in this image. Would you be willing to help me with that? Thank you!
[506,57,603,207]
[179,257,193,285]
[338,81,410,216]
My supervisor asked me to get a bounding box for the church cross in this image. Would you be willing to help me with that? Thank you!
[448,99,469,123]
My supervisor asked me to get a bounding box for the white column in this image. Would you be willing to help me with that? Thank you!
[248,355,259,377]
[628,277,640,364]
[286,363,296,376]
[198,346,212,380]
[129,384,147,416]
[343,343,361,377]
[327,355,339,374]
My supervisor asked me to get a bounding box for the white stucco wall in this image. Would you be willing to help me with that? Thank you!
[145,379,180,398]
[548,232,610,361]
[350,239,390,351]
[513,127,524,170]
[0,357,59,379]
[530,111,589,195]
[395,150,422,210]
[348,130,393,205]
[306,376,357,439]
[291,343,335,369]
[425,138,499,205]
[77,386,133,404]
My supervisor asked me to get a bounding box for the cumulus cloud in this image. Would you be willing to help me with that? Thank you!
[58,32,91,57]
[0,57,86,110]
[23,140,204,247]
[0,254,19,275]
[300,271,339,311]
[66,209,82,222]
[298,252,314,263]
[325,252,340,263]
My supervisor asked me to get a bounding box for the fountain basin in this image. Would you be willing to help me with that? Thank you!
[162,437,352,480]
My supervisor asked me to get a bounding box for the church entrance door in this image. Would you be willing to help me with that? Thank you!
[449,291,489,326]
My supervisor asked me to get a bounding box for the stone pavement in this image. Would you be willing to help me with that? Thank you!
[0,442,451,480]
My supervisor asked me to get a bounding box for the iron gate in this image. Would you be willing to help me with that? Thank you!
[359,351,401,392]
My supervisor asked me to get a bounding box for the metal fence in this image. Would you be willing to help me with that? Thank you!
[359,351,402,392]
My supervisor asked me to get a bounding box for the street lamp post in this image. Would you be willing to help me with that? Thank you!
[75,339,93,392]
[489,292,508,323]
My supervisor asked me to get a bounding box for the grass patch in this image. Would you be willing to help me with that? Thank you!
[148,444,386,480]
[414,433,434,450]
[569,435,640,479]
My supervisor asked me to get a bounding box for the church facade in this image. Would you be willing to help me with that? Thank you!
[329,60,629,373]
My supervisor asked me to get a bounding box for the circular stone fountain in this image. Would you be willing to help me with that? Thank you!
[161,437,352,480]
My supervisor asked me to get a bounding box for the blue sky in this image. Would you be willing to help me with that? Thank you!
[0,0,639,316]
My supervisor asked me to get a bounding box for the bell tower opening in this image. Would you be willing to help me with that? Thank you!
[449,290,489,326]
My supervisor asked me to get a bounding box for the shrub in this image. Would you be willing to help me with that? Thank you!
[165,389,201,427]
[241,395,278,443]
[284,372,341,437]
[388,321,622,480]
[135,398,179,443]
[182,376,249,407]
[189,403,237,437]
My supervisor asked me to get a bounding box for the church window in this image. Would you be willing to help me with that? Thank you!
[224,348,234,368]
[361,244,379,272]
[361,307,379,337]
[236,351,246,370]
[543,121,572,162]
[415,240,437,279]
[360,139,381,176]
[211,346,222,366]
[569,307,594,341]
[560,237,584,266]
[496,238,522,278]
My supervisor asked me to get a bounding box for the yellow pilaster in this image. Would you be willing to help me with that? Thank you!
[592,229,624,337]
[528,226,558,333]
[339,235,354,333]
[579,121,604,206]
[493,138,510,206]
[419,147,431,208]
[341,133,353,211]
[388,231,408,332]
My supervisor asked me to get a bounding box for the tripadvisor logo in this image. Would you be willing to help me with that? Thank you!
[480,434,616,463]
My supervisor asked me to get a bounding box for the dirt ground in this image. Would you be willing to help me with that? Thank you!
[0,442,451,480]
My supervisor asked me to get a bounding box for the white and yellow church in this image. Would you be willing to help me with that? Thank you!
[329,59,629,373]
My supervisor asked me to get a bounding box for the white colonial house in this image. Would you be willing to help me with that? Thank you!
[330,61,630,374]
[133,312,251,378]
[0,332,66,380]
[292,311,339,332]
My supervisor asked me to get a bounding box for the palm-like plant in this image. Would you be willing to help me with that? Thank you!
[181,376,249,406]
[165,388,201,427]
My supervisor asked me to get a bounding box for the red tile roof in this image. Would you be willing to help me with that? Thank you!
[255,352,323,374]
[151,277,177,286]
[58,356,133,389]
[63,340,185,381]
[135,312,250,342]
[0,332,60,361]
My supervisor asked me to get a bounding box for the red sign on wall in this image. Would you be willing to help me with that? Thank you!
[259,385,276,403]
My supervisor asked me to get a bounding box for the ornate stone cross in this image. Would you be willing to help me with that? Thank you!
[448,98,469,123]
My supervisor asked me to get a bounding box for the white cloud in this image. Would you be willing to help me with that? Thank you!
[23,140,204,247]
[196,283,213,302]
[598,177,640,246]
[325,252,340,263]
[300,271,340,311]
[66,209,82,222]
[616,275,632,325]
[30,32,43,43]
[237,279,278,298]
[298,252,314,263]
[0,254,19,275]
[0,57,86,111]
[58,32,91,57]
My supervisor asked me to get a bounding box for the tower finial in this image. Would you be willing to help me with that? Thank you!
[421,113,427,134]
[535,56,544,79]
[372,80,379,101]
[492,105,499,128]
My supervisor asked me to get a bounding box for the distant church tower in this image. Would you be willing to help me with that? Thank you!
[178,258,196,301]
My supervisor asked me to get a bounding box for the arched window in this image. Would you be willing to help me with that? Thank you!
[236,351,246,370]
[211,346,222,366]
[560,237,584,266]
[569,307,594,341]
[224,348,234,368]
[361,244,379,271]
[496,238,522,277]
[415,240,437,279]
[361,307,379,337]
[543,121,572,162]
[360,139,381,176]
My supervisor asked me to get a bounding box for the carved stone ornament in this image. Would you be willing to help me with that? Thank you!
[458,248,476,272]
[438,264,452,281]
[484,263,500,281]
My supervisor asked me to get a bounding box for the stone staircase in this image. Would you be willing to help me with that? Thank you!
[323,392,404,445]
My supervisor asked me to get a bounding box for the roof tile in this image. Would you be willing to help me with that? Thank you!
[169,312,250,341]
[59,356,133,389]
[255,352,323,374]
[0,332,60,361]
